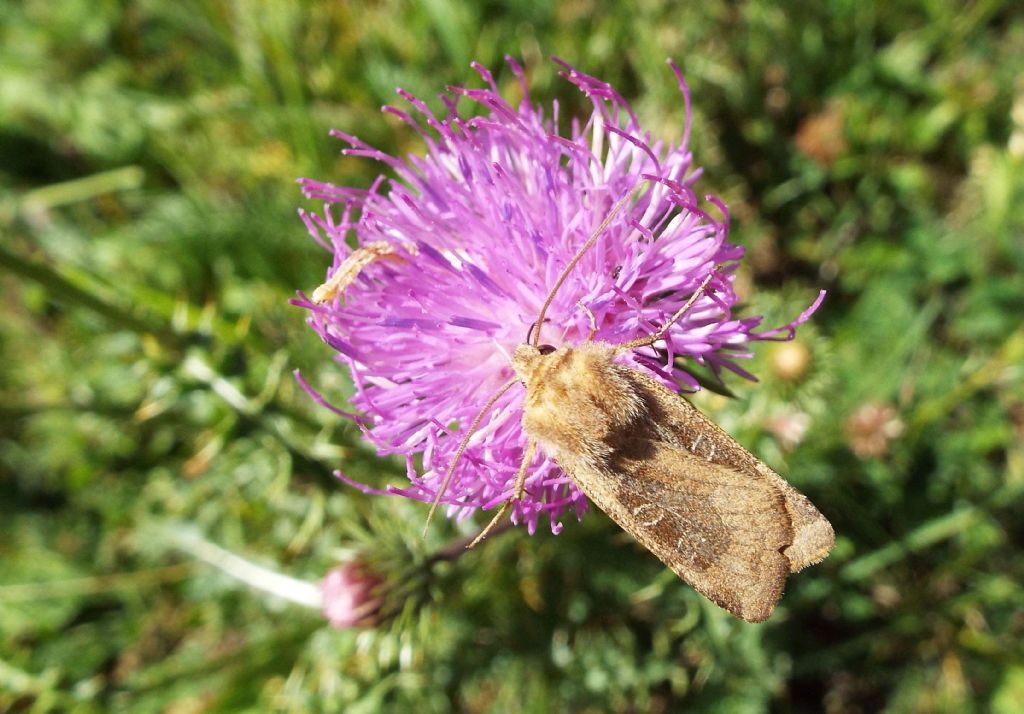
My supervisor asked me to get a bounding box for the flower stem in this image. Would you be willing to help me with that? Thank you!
[167,528,323,609]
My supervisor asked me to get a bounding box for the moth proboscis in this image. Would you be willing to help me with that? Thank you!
[425,186,834,623]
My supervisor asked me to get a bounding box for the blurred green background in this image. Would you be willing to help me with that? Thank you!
[2,1,1023,712]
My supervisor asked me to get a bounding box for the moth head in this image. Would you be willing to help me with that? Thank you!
[511,342,557,382]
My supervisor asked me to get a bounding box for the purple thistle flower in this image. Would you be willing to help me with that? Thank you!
[295,58,824,536]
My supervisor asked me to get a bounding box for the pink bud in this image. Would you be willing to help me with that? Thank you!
[321,562,383,629]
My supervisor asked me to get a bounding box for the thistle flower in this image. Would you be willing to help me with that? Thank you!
[295,58,823,535]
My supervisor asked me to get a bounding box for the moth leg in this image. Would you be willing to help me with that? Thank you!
[577,301,598,342]
[468,439,537,549]
[615,269,719,353]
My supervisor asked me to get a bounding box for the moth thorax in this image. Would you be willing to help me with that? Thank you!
[517,341,644,427]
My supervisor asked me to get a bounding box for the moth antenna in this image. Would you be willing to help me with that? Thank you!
[524,320,539,345]
[422,377,518,538]
[616,266,722,353]
[531,182,644,347]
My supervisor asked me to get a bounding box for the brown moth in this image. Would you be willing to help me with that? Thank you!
[427,189,834,623]
[511,339,834,623]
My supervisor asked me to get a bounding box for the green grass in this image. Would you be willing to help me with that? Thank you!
[2,1,1023,711]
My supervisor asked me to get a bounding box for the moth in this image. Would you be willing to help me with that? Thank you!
[400,189,835,623]
[508,338,835,622]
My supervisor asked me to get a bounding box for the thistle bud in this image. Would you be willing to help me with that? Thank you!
[321,562,384,629]
[771,340,812,382]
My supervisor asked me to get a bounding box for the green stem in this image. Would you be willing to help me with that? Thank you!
[19,166,145,210]
[840,507,979,582]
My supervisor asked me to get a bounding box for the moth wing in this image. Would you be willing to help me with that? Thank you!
[628,369,835,573]
[569,441,792,623]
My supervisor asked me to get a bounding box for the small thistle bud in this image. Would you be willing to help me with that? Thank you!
[770,340,812,382]
[765,409,812,451]
[844,402,905,458]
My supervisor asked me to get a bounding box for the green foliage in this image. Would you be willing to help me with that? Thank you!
[2,1,1023,711]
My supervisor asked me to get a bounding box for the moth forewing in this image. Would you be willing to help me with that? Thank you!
[580,443,792,623]
[625,366,836,574]
[512,341,834,623]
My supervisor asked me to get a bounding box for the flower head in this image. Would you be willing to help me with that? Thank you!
[295,58,823,535]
